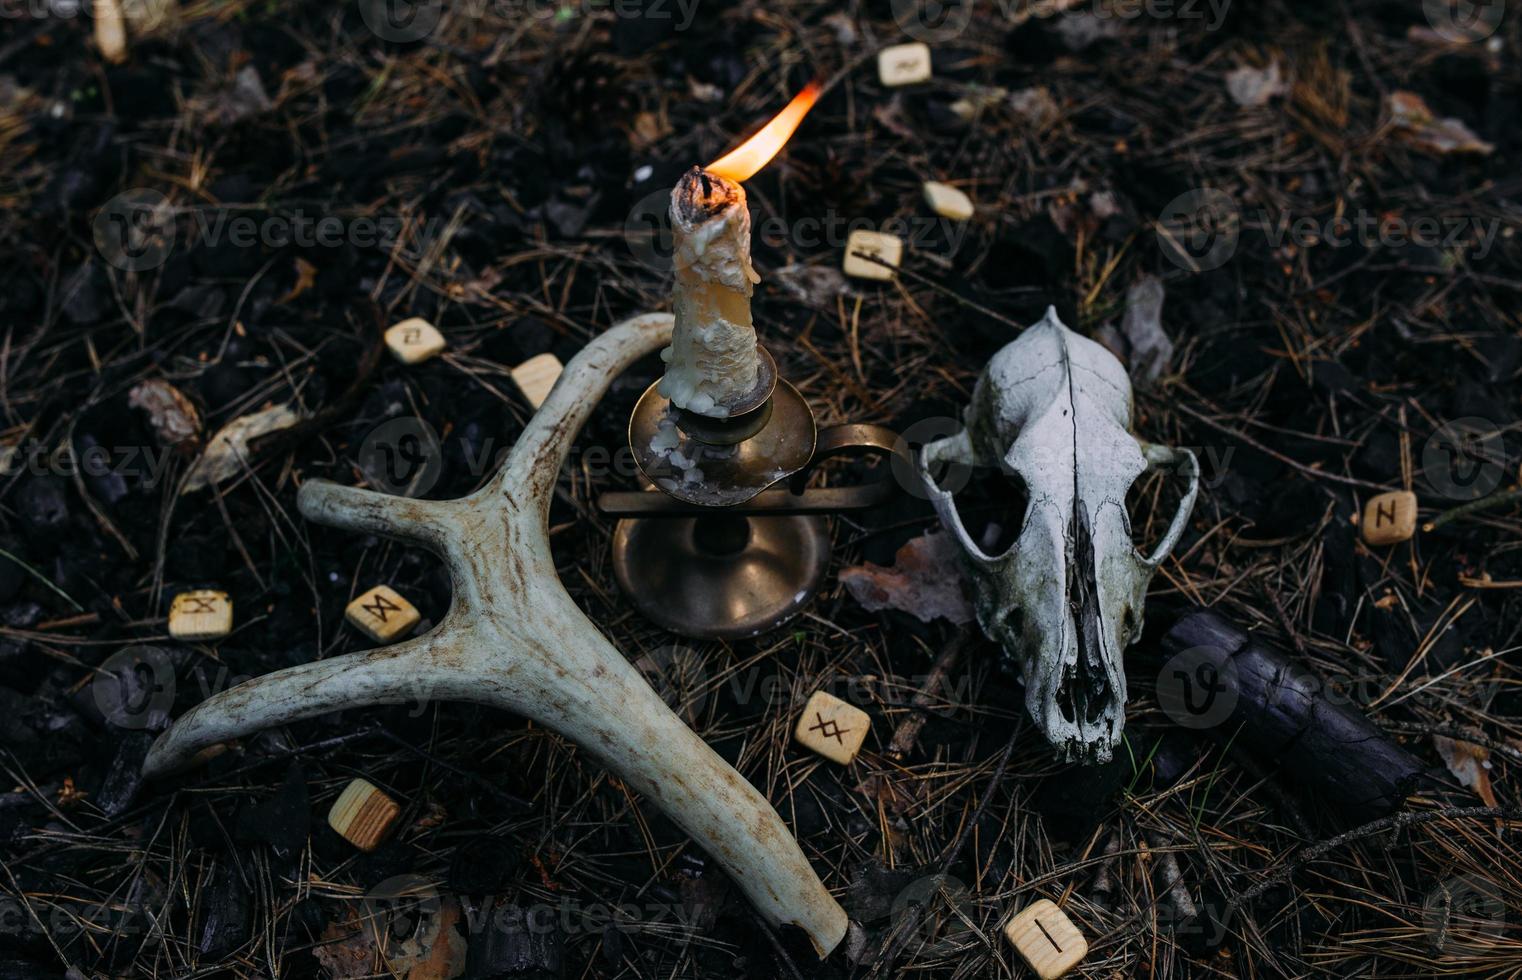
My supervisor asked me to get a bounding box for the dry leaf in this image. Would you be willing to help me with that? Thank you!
[773,264,847,308]
[840,531,974,625]
[1226,62,1287,107]
[871,100,917,141]
[1121,274,1173,385]
[400,898,467,980]
[313,912,374,980]
[1387,91,1494,156]
[183,403,300,492]
[122,0,175,33]
[193,66,273,126]
[687,78,723,103]
[949,85,1007,121]
[1008,86,1059,128]
[128,379,202,451]
[630,111,670,150]
[313,895,467,980]
[1433,734,1497,807]
[823,12,859,44]
[279,258,319,304]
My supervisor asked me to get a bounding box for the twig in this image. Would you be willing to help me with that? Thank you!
[1377,722,1522,766]
[867,732,1020,978]
[0,543,83,611]
[848,250,1041,335]
[756,918,808,980]
[882,628,974,761]
[1148,831,1198,923]
[376,728,533,811]
[1423,487,1522,532]
[1171,400,1388,492]
[1226,806,1522,912]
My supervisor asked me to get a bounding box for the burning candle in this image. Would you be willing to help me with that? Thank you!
[658,82,821,418]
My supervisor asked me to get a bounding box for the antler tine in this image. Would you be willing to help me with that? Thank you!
[498,313,674,512]
[298,480,461,550]
[142,627,473,777]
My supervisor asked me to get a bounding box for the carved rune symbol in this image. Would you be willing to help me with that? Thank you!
[363,592,402,622]
[403,328,421,345]
[808,713,848,744]
[1034,917,1062,952]
[185,596,219,613]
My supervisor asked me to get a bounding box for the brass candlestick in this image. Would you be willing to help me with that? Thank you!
[599,344,902,639]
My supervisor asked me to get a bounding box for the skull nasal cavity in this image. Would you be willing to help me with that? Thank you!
[1063,507,1111,726]
[1057,653,1112,726]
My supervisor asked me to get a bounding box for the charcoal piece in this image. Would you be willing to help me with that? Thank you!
[0,551,24,603]
[467,900,564,979]
[18,478,68,532]
[96,730,155,816]
[45,122,116,214]
[1160,607,1430,820]
[234,762,310,858]
[196,859,252,958]
[0,791,34,847]
[3,603,42,629]
[485,317,556,367]
[1147,731,1205,791]
[0,956,53,980]
[76,433,130,506]
[842,861,924,923]
[60,264,106,325]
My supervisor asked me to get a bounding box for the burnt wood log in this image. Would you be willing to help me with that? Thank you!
[1159,607,1429,821]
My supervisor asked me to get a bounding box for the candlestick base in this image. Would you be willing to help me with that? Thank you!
[611,510,829,640]
[604,340,906,639]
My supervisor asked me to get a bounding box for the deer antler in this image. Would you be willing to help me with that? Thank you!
[142,313,849,956]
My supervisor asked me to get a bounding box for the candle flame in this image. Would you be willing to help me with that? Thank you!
[706,82,822,183]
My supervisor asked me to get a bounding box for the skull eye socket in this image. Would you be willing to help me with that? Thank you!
[943,468,1029,559]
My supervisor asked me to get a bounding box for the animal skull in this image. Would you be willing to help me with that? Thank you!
[917,307,1199,763]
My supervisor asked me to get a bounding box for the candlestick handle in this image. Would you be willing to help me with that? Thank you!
[786,422,906,493]
[598,424,905,517]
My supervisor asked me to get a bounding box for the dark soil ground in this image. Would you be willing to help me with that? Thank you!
[2,0,1520,977]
